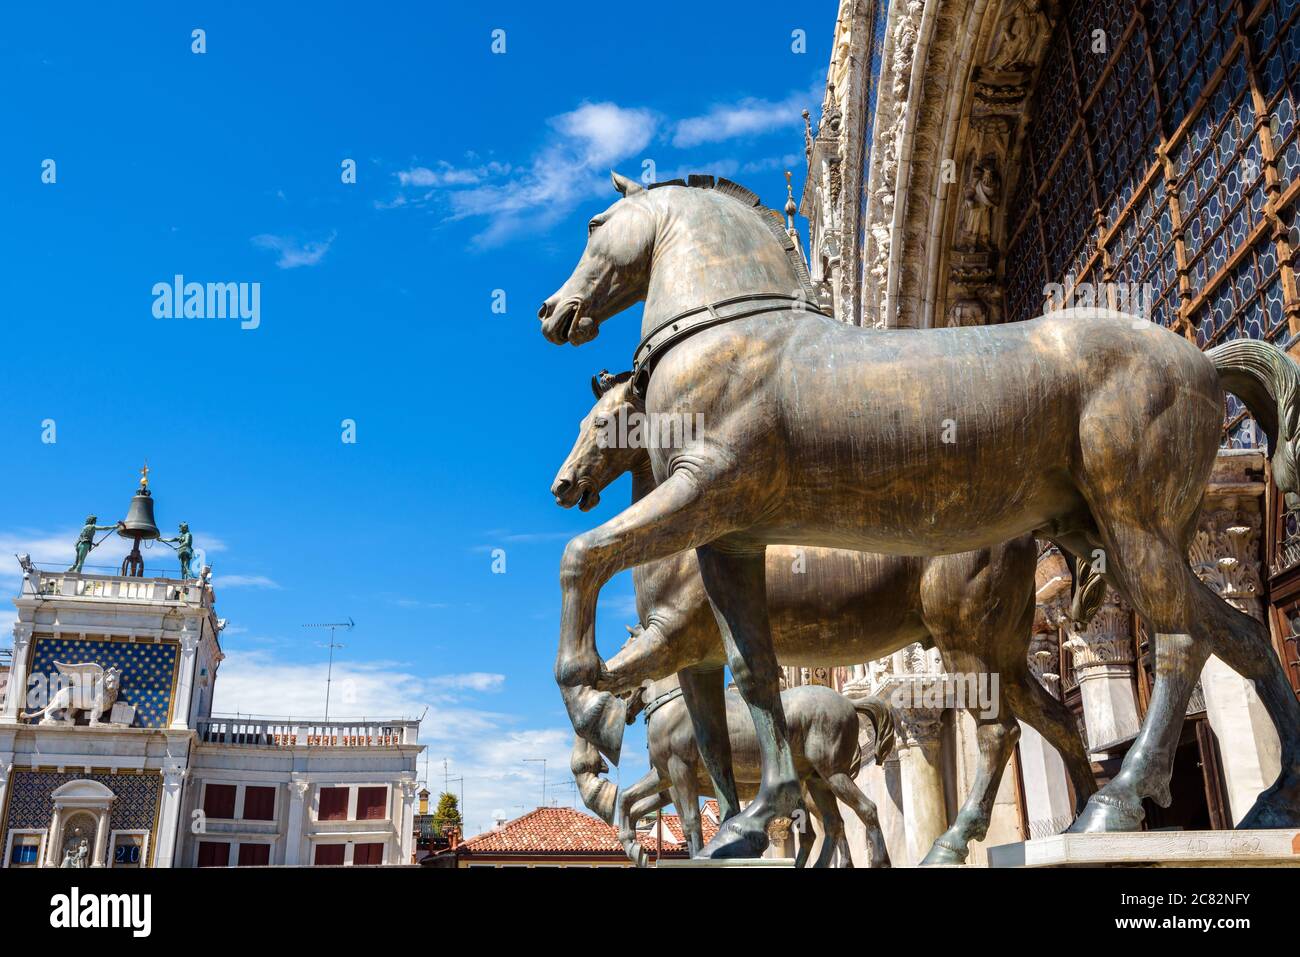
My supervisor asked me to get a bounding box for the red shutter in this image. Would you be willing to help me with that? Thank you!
[203,784,237,820]
[314,843,346,866]
[353,842,384,865]
[356,786,388,820]
[318,787,349,821]
[237,843,271,867]
[197,841,230,867]
[242,786,276,821]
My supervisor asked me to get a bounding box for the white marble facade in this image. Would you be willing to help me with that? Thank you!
[0,561,422,868]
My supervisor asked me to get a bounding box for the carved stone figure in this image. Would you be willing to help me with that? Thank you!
[556,371,1095,863]
[60,838,90,868]
[68,515,123,574]
[958,154,1001,250]
[21,661,122,726]
[987,0,1051,71]
[591,677,893,867]
[539,173,1300,856]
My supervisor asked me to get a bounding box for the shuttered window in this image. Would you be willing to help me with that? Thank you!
[317,787,349,821]
[356,786,388,820]
[203,784,237,819]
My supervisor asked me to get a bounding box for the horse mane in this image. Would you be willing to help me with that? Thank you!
[646,174,816,299]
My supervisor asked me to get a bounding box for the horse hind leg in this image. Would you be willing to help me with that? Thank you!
[1188,580,1300,827]
[922,701,1020,865]
[694,545,801,859]
[822,771,890,868]
[1004,661,1097,817]
[1068,525,1211,832]
[802,778,844,868]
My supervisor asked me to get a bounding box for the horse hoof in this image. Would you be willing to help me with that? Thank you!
[1067,792,1145,833]
[921,844,965,866]
[699,815,769,859]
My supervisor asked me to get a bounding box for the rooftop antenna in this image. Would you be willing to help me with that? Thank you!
[302,617,354,722]
[522,758,547,809]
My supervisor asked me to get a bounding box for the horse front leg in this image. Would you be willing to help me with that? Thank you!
[694,545,800,859]
[557,472,734,763]
[677,666,741,824]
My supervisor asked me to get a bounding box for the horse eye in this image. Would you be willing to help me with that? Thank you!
[593,417,608,429]
[588,220,601,235]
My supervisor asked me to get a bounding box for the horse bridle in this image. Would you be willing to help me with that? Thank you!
[641,686,685,723]
[631,292,830,399]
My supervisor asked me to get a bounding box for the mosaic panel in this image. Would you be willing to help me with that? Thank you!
[3,770,162,866]
[25,636,178,729]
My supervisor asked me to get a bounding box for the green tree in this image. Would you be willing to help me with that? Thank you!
[431,791,463,837]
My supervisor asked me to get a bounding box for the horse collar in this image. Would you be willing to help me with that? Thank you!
[642,686,685,723]
[631,293,829,398]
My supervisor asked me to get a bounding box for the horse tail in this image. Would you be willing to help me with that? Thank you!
[851,694,895,769]
[1208,338,1300,503]
[570,735,618,824]
[1068,551,1108,626]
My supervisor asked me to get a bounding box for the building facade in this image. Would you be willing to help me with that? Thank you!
[0,489,423,868]
[792,0,1300,864]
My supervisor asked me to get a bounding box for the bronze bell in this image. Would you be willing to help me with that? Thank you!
[119,487,161,540]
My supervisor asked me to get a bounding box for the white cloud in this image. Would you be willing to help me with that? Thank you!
[209,649,577,836]
[384,101,657,247]
[0,527,227,584]
[250,231,336,269]
[672,86,818,148]
[213,574,280,589]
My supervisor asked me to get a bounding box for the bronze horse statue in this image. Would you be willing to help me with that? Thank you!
[592,675,894,867]
[539,171,1300,857]
[556,370,1095,864]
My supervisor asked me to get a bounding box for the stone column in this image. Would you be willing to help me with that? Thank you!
[398,778,418,865]
[284,778,311,865]
[1190,493,1281,824]
[1017,595,1077,836]
[170,620,203,730]
[152,763,188,868]
[1,623,34,722]
[0,761,10,837]
[895,702,947,866]
[45,807,64,867]
[92,809,112,867]
[1062,590,1141,754]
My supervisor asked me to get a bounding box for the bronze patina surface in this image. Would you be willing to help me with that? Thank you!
[538,173,1300,857]
[554,372,1094,864]
[577,677,894,868]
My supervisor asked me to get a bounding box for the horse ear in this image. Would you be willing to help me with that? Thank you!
[591,373,605,399]
[610,171,644,196]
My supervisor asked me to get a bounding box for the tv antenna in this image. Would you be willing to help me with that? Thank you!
[302,617,354,722]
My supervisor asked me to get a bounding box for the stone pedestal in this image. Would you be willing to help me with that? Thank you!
[1062,592,1141,753]
[989,829,1300,867]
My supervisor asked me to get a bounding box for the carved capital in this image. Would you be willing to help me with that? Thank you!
[1062,589,1135,675]
[12,623,33,653]
[895,703,945,752]
[288,778,311,801]
[1190,503,1264,621]
[162,764,188,793]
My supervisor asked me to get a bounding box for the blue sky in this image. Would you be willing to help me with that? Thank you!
[0,1,833,835]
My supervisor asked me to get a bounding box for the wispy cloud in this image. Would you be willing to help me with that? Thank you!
[383,101,657,247]
[0,527,228,584]
[210,650,577,836]
[214,574,280,589]
[671,86,818,148]
[251,231,336,269]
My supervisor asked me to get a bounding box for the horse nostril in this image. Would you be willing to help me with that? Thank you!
[538,302,553,320]
[552,478,571,498]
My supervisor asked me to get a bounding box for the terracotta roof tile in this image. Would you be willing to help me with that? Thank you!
[460,807,691,857]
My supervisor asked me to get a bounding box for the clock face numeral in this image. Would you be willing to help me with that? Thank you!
[113,840,143,866]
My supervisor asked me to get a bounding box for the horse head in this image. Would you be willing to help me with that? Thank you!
[540,171,812,347]
[551,369,646,511]
[538,171,656,346]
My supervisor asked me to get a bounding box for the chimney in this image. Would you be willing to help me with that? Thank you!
[418,788,429,815]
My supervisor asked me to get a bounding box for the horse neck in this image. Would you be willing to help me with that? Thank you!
[630,457,655,502]
[642,193,802,334]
